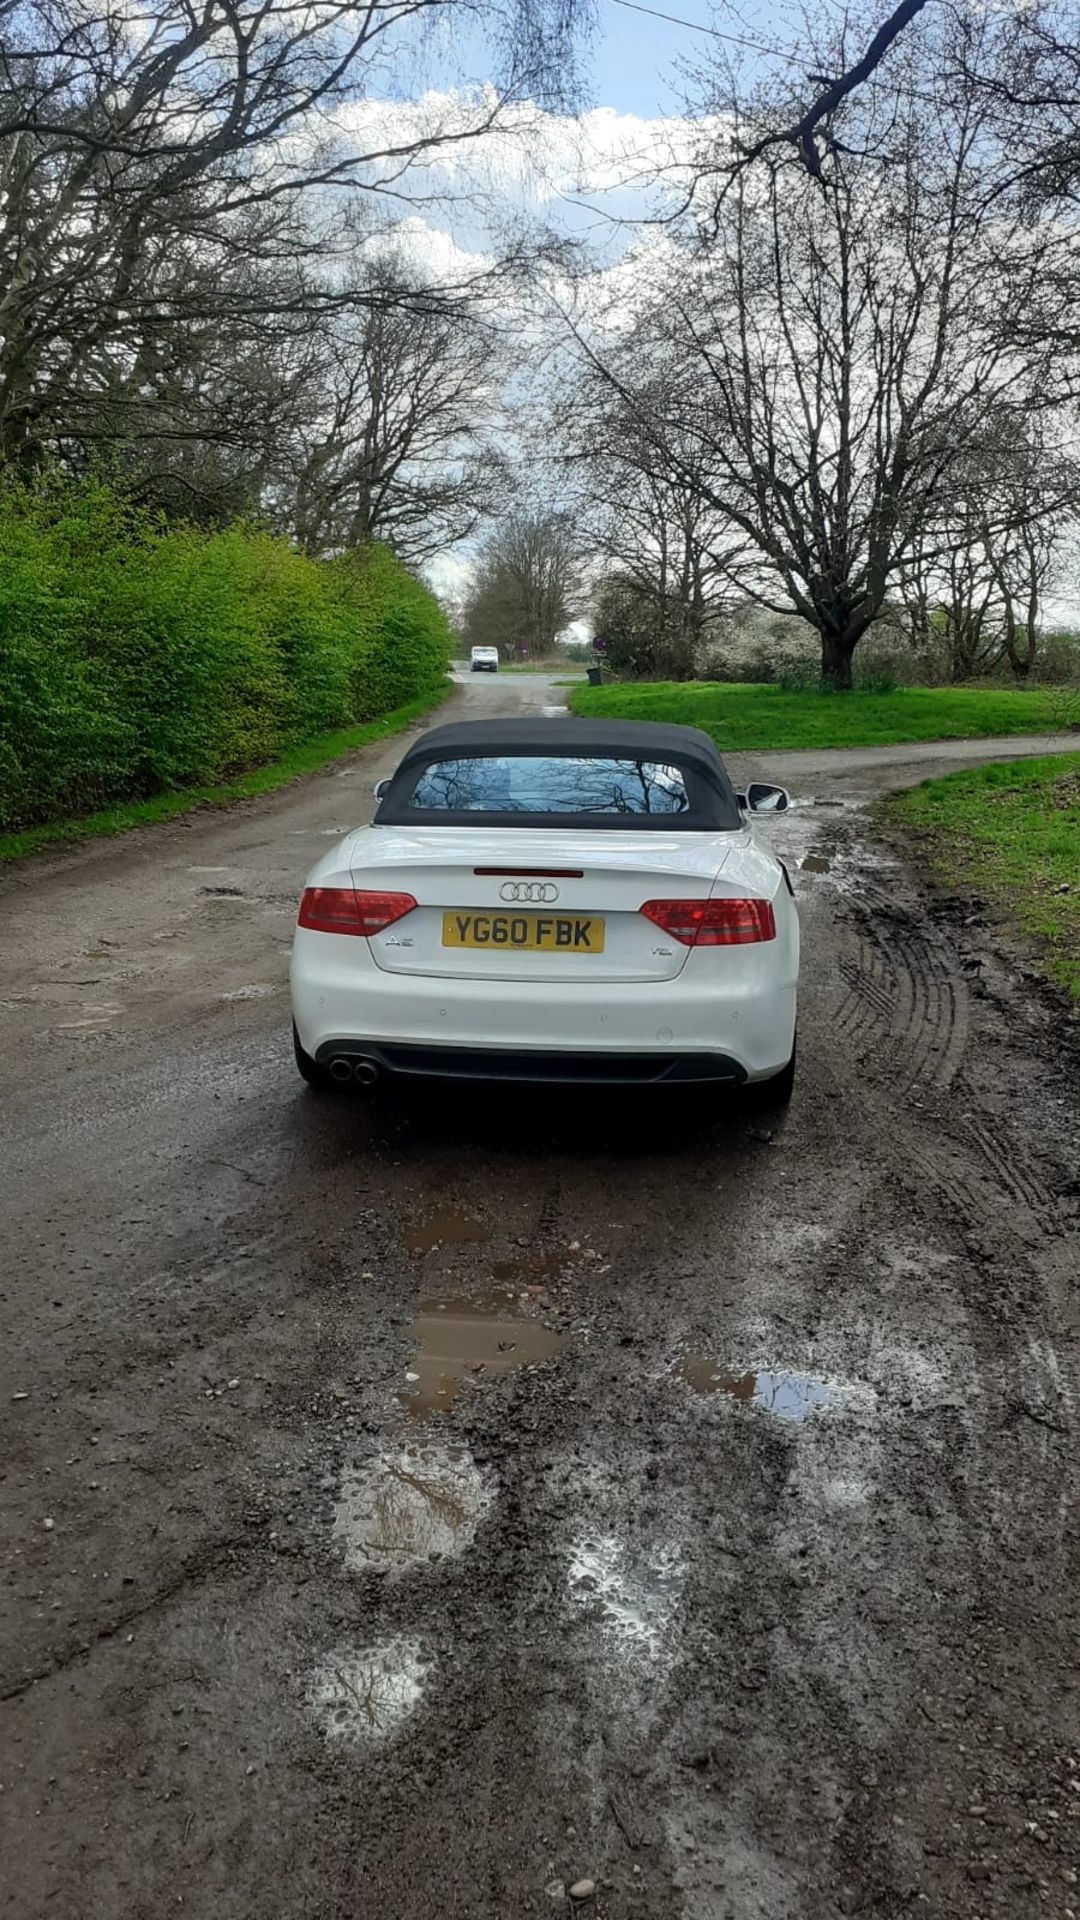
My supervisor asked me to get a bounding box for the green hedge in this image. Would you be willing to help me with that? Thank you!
[0,479,451,830]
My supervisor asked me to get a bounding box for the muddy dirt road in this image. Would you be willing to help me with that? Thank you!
[2,672,1078,1920]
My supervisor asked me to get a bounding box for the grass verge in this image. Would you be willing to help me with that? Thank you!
[0,690,449,864]
[568,680,1069,749]
[885,755,1080,1000]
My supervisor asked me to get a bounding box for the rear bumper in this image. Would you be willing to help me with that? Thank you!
[292,931,797,1082]
[313,1039,747,1086]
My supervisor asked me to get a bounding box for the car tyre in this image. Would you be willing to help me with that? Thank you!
[293,1021,333,1090]
[747,1037,796,1111]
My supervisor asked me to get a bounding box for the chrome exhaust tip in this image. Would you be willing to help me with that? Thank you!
[353,1059,379,1087]
[328,1057,355,1084]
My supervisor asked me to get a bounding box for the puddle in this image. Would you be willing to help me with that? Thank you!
[684,1361,837,1421]
[308,1636,428,1744]
[401,1289,566,1416]
[334,1444,493,1571]
[568,1533,683,1654]
[404,1207,488,1256]
[801,854,831,873]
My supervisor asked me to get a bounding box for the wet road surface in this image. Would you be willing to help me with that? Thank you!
[2,671,1078,1920]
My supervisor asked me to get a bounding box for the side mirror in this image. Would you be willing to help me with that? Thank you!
[373,778,391,803]
[746,782,790,814]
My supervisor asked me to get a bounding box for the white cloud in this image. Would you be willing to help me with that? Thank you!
[373,213,493,286]
[328,88,700,222]
[423,550,473,601]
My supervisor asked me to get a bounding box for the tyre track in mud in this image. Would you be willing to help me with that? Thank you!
[825,839,1069,1244]
[834,884,971,1096]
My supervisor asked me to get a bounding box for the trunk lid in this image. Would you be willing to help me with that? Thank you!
[345,826,738,984]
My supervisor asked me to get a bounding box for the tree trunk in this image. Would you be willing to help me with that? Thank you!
[820,627,855,690]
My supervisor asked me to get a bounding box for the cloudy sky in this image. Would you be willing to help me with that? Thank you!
[341,0,734,264]
[348,1,747,602]
[320,2,792,609]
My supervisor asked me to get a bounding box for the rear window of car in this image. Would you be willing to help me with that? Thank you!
[407,755,691,816]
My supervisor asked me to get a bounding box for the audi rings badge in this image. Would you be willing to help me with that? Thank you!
[498,880,560,904]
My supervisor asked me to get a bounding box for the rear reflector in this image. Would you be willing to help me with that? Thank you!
[298,887,416,937]
[641,897,776,945]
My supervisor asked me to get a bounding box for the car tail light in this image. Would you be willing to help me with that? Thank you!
[297,887,416,937]
[641,897,776,946]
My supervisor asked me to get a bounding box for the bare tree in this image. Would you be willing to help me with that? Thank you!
[712,0,1080,240]
[281,274,509,565]
[991,523,1059,682]
[561,375,747,677]
[464,509,582,657]
[901,525,1060,684]
[43,239,324,517]
[898,423,1075,681]
[0,0,591,470]
[589,478,722,679]
[575,15,1073,688]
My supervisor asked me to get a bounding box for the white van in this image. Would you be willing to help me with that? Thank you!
[470,646,499,673]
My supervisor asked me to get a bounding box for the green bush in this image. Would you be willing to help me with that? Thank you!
[774,657,821,694]
[0,478,450,830]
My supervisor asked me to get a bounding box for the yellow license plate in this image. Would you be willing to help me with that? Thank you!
[442,911,606,953]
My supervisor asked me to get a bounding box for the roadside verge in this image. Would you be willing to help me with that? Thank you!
[883,753,1080,1000]
[568,679,1073,749]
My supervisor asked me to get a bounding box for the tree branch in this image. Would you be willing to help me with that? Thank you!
[738,0,931,179]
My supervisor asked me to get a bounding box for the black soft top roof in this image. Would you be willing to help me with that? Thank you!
[394,716,723,769]
[377,717,741,832]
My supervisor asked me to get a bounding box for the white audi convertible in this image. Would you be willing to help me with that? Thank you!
[290,718,799,1102]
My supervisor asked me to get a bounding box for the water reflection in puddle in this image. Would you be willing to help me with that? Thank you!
[402,1290,566,1417]
[308,1636,427,1744]
[404,1207,488,1256]
[568,1533,683,1655]
[684,1361,837,1421]
[334,1444,493,1571]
